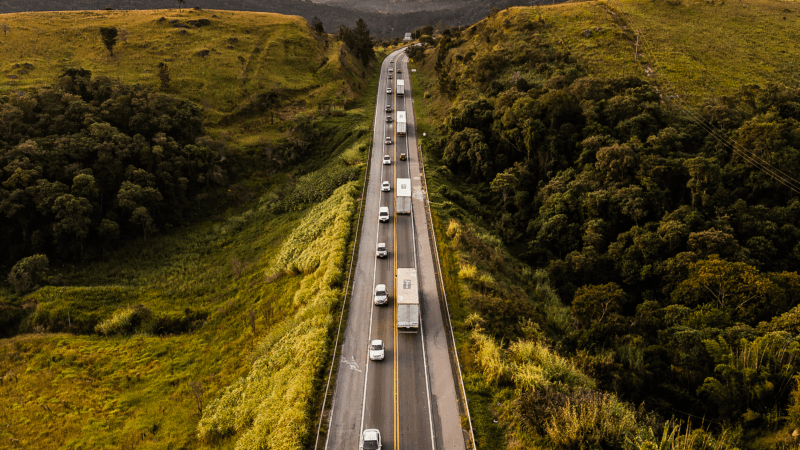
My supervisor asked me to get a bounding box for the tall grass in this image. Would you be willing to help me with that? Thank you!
[197,182,358,450]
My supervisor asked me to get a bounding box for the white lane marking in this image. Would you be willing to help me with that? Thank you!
[404,51,437,450]
[360,50,403,445]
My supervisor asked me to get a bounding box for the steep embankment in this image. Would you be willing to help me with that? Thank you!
[0,9,379,450]
[410,2,800,449]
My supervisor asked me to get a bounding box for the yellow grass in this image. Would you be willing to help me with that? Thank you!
[0,9,360,122]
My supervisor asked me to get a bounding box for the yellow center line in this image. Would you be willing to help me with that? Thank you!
[392,56,400,450]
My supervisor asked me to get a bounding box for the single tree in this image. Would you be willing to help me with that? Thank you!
[0,23,10,38]
[177,0,185,12]
[99,27,118,56]
[353,18,375,66]
[157,62,171,90]
[311,16,324,34]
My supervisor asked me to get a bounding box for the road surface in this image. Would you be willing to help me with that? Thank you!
[325,49,467,450]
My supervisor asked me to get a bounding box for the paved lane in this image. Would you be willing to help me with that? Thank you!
[326,48,467,450]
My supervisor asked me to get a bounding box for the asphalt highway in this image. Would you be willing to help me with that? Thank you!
[325,49,466,450]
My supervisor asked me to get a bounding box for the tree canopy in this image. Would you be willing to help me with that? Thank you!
[0,69,226,267]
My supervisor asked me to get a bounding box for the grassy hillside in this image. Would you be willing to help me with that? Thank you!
[0,8,381,449]
[410,1,800,449]
[0,111,374,449]
[0,9,365,133]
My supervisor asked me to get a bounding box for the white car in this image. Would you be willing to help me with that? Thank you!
[384,136,392,146]
[383,154,391,164]
[361,429,382,450]
[376,242,387,258]
[387,87,392,94]
[374,284,388,305]
[369,340,385,361]
[379,206,389,222]
[381,181,391,192]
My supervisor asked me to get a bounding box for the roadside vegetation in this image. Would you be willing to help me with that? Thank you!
[0,8,380,449]
[410,2,800,449]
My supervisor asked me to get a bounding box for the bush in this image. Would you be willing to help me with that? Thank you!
[8,254,49,294]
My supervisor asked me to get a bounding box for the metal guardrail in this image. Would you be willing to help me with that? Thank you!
[416,133,477,449]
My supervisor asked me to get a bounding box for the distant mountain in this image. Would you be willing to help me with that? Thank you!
[314,0,485,14]
[0,0,540,37]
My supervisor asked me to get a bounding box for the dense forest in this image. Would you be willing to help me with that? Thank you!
[0,66,365,296]
[0,70,229,273]
[414,8,800,448]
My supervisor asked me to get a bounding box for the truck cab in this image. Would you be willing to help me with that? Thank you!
[379,206,389,222]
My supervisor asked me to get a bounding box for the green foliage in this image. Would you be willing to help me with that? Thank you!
[336,19,375,66]
[0,71,216,265]
[411,4,800,446]
[409,3,800,447]
[7,254,49,294]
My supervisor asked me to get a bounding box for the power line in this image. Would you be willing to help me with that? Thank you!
[609,1,800,195]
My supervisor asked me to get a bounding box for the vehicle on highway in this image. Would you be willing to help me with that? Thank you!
[379,206,389,222]
[387,87,392,94]
[369,340,385,361]
[383,154,392,164]
[376,242,387,258]
[396,111,406,135]
[390,59,394,63]
[388,74,393,80]
[361,429,382,449]
[396,178,411,215]
[385,105,392,113]
[381,181,391,192]
[384,137,392,146]
[396,68,402,73]
[400,153,407,161]
[374,284,388,305]
[397,268,420,332]
[397,79,405,96]
[386,116,392,123]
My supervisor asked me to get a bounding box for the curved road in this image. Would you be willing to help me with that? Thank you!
[325,49,468,450]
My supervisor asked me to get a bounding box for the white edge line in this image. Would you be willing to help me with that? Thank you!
[404,52,437,450]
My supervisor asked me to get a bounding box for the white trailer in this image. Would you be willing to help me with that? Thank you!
[396,79,405,96]
[396,178,411,215]
[397,268,419,332]
[397,110,406,136]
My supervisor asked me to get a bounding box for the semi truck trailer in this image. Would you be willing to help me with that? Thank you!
[397,268,419,332]
[397,111,406,136]
[396,178,411,215]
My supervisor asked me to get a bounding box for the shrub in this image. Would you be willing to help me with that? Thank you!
[8,254,50,294]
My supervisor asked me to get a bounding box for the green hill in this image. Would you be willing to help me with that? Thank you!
[409,2,800,449]
[0,9,380,449]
